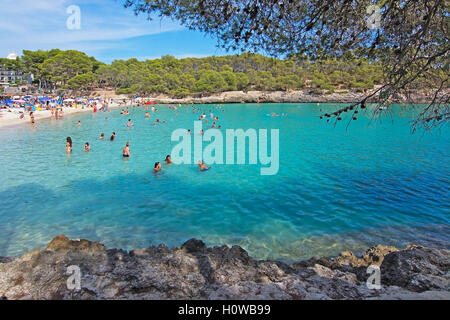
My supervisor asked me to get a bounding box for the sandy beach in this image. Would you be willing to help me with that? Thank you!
[0,103,122,129]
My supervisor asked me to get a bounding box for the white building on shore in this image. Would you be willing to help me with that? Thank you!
[0,52,24,85]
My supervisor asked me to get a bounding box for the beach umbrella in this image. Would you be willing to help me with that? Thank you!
[25,104,36,111]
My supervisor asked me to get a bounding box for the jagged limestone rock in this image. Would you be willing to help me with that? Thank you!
[0,235,448,300]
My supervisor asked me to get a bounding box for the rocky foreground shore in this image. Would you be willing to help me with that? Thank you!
[0,235,448,300]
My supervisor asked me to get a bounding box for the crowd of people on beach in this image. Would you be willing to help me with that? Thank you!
[0,95,114,128]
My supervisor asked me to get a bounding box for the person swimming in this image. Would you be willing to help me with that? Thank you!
[122,142,130,157]
[198,160,209,171]
[153,162,162,173]
[126,119,134,127]
[165,155,172,164]
[99,133,104,140]
[145,112,150,118]
[84,142,90,152]
[110,132,116,141]
[77,120,81,126]
[66,137,72,153]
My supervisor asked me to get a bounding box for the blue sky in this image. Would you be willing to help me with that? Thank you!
[0,0,233,63]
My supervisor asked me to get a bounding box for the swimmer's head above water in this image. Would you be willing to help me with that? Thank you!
[153,162,162,172]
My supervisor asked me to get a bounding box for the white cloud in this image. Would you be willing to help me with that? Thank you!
[0,0,184,57]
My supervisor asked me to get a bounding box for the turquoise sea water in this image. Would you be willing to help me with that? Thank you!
[0,103,448,262]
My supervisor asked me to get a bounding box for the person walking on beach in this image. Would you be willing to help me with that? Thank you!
[66,137,72,153]
[122,142,130,157]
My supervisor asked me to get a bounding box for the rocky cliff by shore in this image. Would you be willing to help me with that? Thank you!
[132,89,440,105]
[0,235,448,300]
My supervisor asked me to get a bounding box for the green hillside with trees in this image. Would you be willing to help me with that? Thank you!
[3,49,385,96]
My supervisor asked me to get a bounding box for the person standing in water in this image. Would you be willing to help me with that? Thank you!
[84,142,90,152]
[30,112,35,124]
[110,132,116,141]
[165,155,173,165]
[66,137,72,153]
[122,142,131,157]
[99,133,104,140]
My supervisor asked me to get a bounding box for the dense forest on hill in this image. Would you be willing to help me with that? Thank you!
[2,49,386,96]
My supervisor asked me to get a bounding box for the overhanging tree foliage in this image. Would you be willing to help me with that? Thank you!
[123,0,449,131]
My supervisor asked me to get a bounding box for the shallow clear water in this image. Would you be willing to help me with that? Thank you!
[0,103,449,262]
